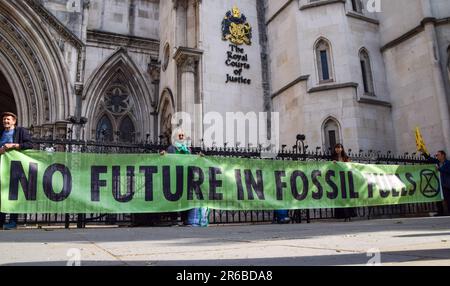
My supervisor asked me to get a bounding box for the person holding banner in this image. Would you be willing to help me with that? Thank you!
[0,112,32,230]
[331,143,357,221]
[422,151,450,215]
[416,128,450,215]
[163,129,210,227]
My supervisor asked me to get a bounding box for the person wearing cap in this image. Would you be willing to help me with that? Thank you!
[0,111,33,230]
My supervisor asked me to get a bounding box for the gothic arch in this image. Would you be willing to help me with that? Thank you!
[157,87,176,113]
[83,48,155,142]
[313,37,335,83]
[95,112,115,142]
[359,47,375,95]
[158,88,175,144]
[0,1,73,127]
[321,116,342,152]
[117,114,138,143]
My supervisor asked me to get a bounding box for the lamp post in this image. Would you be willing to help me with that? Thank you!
[67,115,88,229]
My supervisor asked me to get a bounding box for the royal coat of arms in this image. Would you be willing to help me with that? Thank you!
[221,6,252,46]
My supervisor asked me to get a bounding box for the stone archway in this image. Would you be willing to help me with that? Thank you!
[158,88,175,145]
[322,116,342,153]
[83,48,155,142]
[0,1,74,129]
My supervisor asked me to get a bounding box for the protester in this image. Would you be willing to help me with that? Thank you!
[422,150,450,215]
[331,143,356,221]
[0,112,32,230]
[162,129,209,227]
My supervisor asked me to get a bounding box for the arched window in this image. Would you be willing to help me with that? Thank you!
[96,115,114,142]
[95,80,137,143]
[159,90,175,145]
[119,116,135,143]
[104,85,131,115]
[359,48,375,95]
[323,118,341,153]
[315,39,334,83]
[84,48,154,143]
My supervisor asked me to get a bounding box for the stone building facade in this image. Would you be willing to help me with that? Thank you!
[269,0,450,154]
[0,0,449,154]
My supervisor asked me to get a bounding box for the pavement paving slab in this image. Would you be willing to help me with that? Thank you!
[0,217,449,266]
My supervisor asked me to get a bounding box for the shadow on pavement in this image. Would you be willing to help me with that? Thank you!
[0,217,448,245]
[394,232,450,238]
[3,248,450,266]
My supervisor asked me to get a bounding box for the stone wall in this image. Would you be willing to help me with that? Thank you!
[41,0,84,38]
[431,0,450,19]
[88,0,159,39]
[381,0,450,153]
[378,0,424,46]
[158,0,177,103]
[2,0,449,152]
[200,0,265,147]
[383,31,446,153]
[268,0,395,152]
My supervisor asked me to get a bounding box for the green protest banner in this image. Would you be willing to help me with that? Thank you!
[0,150,443,214]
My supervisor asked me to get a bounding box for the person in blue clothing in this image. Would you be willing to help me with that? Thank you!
[423,150,450,215]
[273,210,290,224]
[0,112,33,230]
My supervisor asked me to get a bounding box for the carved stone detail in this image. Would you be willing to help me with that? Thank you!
[181,56,196,73]
[24,0,83,50]
[173,46,203,72]
[0,14,52,122]
[24,0,85,84]
[87,30,159,52]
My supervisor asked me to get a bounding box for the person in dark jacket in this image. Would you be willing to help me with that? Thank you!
[0,112,32,230]
[423,150,450,215]
[331,143,357,221]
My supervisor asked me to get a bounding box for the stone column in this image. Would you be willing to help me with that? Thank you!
[149,59,161,142]
[174,0,187,47]
[180,57,199,145]
[74,83,84,141]
[186,0,196,48]
[174,47,203,146]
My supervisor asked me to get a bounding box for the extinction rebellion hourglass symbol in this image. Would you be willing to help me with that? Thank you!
[420,169,441,198]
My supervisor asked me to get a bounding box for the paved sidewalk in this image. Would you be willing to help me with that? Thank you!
[0,217,449,266]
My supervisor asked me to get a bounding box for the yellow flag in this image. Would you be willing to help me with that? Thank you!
[415,127,429,155]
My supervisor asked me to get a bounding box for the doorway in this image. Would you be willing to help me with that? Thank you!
[0,71,17,117]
